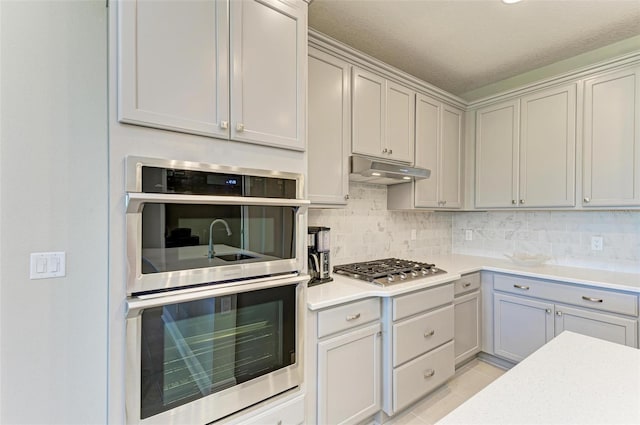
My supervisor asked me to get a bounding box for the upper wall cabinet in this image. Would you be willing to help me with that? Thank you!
[308,48,351,206]
[352,67,415,163]
[583,66,640,207]
[388,94,463,210]
[118,0,307,151]
[475,83,576,208]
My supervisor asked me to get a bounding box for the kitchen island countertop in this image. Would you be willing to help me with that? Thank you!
[437,331,640,424]
[307,254,640,310]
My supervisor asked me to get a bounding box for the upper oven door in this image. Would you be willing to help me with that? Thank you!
[126,193,308,295]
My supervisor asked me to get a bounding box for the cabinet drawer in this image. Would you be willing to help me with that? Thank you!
[393,305,454,366]
[318,298,381,338]
[393,284,453,321]
[393,340,454,412]
[453,273,480,296]
[494,274,638,316]
[241,395,305,425]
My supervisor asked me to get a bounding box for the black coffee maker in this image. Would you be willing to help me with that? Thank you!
[308,226,332,286]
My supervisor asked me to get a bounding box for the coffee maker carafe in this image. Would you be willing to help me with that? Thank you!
[308,226,332,286]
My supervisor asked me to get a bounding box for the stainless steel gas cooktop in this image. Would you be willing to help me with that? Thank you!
[333,258,446,286]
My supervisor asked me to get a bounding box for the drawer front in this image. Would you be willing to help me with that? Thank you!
[393,340,454,413]
[393,284,453,321]
[453,272,481,296]
[318,298,381,338]
[494,274,638,316]
[241,395,305,425]
[393,305,454,366]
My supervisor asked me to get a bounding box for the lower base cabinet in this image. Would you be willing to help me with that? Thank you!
[317,322,381,425]
[454,289,481,365]
[554,304,637,347]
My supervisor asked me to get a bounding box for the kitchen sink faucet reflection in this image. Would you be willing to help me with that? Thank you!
[208,219,232,259]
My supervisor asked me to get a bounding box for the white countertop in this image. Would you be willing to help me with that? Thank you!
[437,331,640,424]
[307,254,640,310]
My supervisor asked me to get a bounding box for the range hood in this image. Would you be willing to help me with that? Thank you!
[350,155,430,185]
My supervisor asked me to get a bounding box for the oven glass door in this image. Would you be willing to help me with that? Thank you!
[138,284,296,420]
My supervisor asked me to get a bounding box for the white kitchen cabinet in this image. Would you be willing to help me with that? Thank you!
[493,293,555,363]
[387,95,463,210]
[583,66,640,207]
[317,322,381,425]
[352,67,414,163]
[554,304,637,347]
[454,286,481,366]
[475,83,576,208]
[308,48,350,206]
[118,0,306,151]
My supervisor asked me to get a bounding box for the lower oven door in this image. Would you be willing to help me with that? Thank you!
[125,275,305,424]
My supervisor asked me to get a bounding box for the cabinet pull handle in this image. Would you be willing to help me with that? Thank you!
[424,330,435,338]
[584,197,591,203]
[545,308,552,314]
[463,282,472,288]
[582,296,603,303]
[346,313,361,321]
[423,369,435,378]
[236,123,245,132]
[556,311,563,316]
[514,284,530,290]
[220,121,228,130]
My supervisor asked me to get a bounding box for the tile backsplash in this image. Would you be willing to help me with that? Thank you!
[452,211,640,273]
[309,183,639,273]
[308,183,452,265]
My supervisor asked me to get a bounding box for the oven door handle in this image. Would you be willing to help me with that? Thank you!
[126,192,310,213]
[126,273,307,318]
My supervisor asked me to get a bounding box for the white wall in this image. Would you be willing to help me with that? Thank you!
[0,1,108,423]
[309,183,452,265]
[452,211,640,273]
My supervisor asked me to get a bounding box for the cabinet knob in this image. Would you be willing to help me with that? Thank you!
[388,149,393,154]
[423,369,436,378]
[344,194,350,200]
[220,121,228,130]
[556,311,563,316]
[584,197,591,203]
[545,308,552,314]
[236,123,245,132]
[382,148,388,153]
[511,200,517,205]
[424,330,435,338]
[519,199,525,204]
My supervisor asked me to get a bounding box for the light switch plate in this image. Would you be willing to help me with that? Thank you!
[465,229,473,241]
[591,236,603,251]
[30,252,66,279]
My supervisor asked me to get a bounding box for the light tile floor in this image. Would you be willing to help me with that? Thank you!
[387,359,507,425]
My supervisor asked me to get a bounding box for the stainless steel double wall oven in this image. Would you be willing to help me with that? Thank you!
[124,157,309,424]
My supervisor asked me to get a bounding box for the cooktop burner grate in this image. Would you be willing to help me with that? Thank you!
[333,258,446,286]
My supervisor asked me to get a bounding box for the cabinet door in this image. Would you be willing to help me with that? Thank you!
[352,67,386,158]
[494,293,554,363]
[308,50,350,206]
[385,82,415,163]
[230,0,306,151]
[118,0,229,138]
[475,100,520,208]
[414,94,441,208]
[317,323,381,425]
[440,104,464,208]
[583,66,640,207]
[454,291,481,365]
[519,84,576,207]
[555,305,637,348]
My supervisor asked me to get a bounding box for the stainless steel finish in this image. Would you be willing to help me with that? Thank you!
[349,155,430,185]
[582,295,604,303]
[220,120,228,129]
[584,197,591,203]
[424,330,435,337]
[514,284,530,290]
[546,308,552,314]
[423,369,435,378]
[125,274,306,425]
[333,258,446,287]
[208,219,232,258]
[346,313,361,321]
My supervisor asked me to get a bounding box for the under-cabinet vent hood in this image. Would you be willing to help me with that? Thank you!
[350,155,430,185]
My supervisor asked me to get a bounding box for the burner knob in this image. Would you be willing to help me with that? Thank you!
[387,275,395,282]
[431,268,439,274]
[411,271,418,277]
[421,268,429,275]
[399,272,407,280]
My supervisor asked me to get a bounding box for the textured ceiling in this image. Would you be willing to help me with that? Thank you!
[309,0,640,99]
